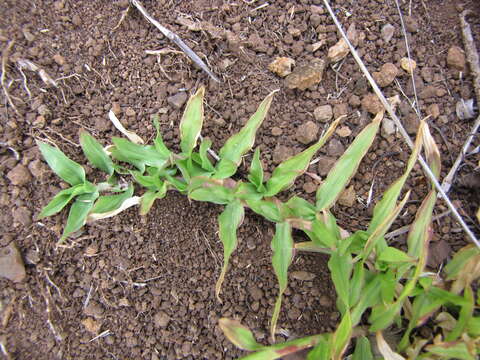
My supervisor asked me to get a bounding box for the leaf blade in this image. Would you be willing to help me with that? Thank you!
[79,131,114,175]
[180,87,205,155]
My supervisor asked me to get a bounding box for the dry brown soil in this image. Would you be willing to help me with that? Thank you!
[1,0,479,359]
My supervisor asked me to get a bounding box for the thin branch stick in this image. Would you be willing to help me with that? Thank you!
[1,41,19,114]
[322,0,479,248]
[442,11,480,193]
[129,0,220,83]
[395,0,421,118]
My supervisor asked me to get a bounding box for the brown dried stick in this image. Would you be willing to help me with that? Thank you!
[1,41,19,114]
[129,0,220,83]
[322,0,479,248]
[442,11,480,193]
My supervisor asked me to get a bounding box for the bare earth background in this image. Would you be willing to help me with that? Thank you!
[1,0,479,359]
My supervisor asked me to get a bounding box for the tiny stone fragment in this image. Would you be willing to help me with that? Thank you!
[53,54,66,66]
[446,46,466,71]
[381,23,395,43]
[317,156,336,176]
[167,92,188,109]
[326,138,345,157]
[284,59,326,90]
[372,63,398,87]
[154,311,170,328]
[381,118,396,136]
[400,58,416,74]
[268,57,295,77]
[125,107,136,117]
[81,317,101,334]
[336,126,351,138]
[361,93,384,114]
[273,144,293,164]
[427,104,440,119]
[7,164,32,186]
[291,271,316,281]
[337,185,356,207]
[271,126,283,136]
[0,242,26,282]
[303,182,317,194]
[404,16,419,33]
[296,121,319,144]
[328,38,349,63]
[314,104,333,123]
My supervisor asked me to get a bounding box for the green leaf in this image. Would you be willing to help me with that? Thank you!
[189,185,233,204]
[216,200,244,301]
[446,285,474,341]
[38,183,95,219]
[316,112,382,211]
[180,87,205,156]
[361,191,410,260]
[367,121,424,234]
[246,199,283,223]
[331,311,352,359]
[294,241,332,255]
[130,169,163,190]
[60,191,99,242]
[377,247,415,263]
[407,190,436,259]
[152,114,171,158]
[140,182,167,215]
[248,147,264,191]
[111,138,169,170]
[285,196,316,221]
[79,131,114,175]
[328,252,353,311]
[307,336,331,360]
[270,222,294,340]
[425,341,475,360]
[197,137,215,172]
[304,219,338,249]
[351,275,382,326]
[444,245,480,281]
[265,117,340,197]
[467,316,480,337]
[219,318,263,351]
[90,184,134,214]
[215,90,277,179]
[237,335,326,360]
[234,182,263,201]
[37,141,86,185]
[352,336,373,360]
[349,262,365,308]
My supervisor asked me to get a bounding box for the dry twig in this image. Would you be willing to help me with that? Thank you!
[1,41,19,114]
[442,10,480,193]
[322,0,479,248]
[129,0,220,82]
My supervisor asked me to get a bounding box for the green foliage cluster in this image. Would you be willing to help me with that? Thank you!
[37,88,479,359]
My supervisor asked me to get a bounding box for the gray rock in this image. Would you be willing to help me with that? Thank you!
[0,242,26,282]
[314,104,333,122]
[296,121,319,144]
[291,271,316,281]
[381,24,395,43]
[404,16,419,33]
[167,92,188,109]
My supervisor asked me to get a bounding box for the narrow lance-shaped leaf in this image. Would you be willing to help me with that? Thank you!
[180,87,205,155]
[198,137,215,172]
[216,200,244,301]
[316,112,382,211]
[425,341,476,360]
[140,182,167,215]
[248,147,264,192]
[368,120,424,234]
[328,252,353,311]
[361,191,410,260]
[152,114,171,158]
[60,191,99,242]
[270,222,294,340]
[219,318,263,352]
[37,141,86,186]
[445,285,474,341]
[265,116,341,197]
[215,89,277,179]
[306,336,331,360]
[89,184,134,217]
[79,131,114,175]
[38,183,95,219]
[331,311,353,360]
[352,336,373,360]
